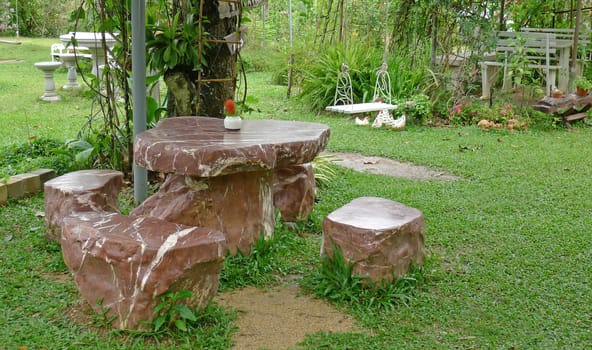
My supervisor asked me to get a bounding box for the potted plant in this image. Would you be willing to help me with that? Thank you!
[223,98,242,130]
[574,77,592,97]
[551,87,564,99]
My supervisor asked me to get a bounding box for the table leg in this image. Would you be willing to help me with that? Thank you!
[131,171,275,255]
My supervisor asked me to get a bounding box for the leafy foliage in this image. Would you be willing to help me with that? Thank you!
[152,290,199,333]
[0,138,77,176]
[146,12,208,73]
[298,43,380,112]
[297,42,430,113]
[311,154,338,188]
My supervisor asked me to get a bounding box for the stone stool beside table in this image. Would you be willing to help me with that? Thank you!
[322,196,425,284]
[43,169,227,330]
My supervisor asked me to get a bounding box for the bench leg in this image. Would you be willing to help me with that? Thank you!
[501,63,512,92]
[546,70,557,96]
[558,47,570,93]
[481,63,500,99]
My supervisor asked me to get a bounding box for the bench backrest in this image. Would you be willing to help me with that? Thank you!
[520,27,590,45]
[493,32,558,65]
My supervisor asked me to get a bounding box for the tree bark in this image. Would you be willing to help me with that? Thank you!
[198,2,238,117]
[165,1,238,118]
[165,70,197,117]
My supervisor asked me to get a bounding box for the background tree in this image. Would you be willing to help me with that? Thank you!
[146,0,242,117]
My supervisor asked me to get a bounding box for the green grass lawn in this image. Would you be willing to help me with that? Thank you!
[1,39,591,349]
[0,37,92,147]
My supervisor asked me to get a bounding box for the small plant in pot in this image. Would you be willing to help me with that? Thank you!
[551,87,564,99]
[223,98,242,130]
[574,77,592,97]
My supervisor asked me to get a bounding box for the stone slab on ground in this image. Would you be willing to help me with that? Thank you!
[6,176,24,199]
[29,168,57,184]
[325,152,460,181]
[0,183,6,205]
[12,173,42,195]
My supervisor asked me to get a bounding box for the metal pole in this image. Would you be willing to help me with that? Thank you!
[15,0,19,38]
[288,0,293,47]
[132,0,147,204]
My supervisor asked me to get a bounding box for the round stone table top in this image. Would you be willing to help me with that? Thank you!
[34,61,63,71]
[134,116,331,177]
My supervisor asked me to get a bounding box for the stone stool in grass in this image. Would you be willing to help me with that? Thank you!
[61,211,227,330]
[45,169,228,330]
[322,196,425,283]
[43,169,124,241]
[34,61,63,101]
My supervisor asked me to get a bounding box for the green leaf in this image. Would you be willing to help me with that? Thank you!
[69,8,85,21]
[163,46,171,62]
[152,301,167,315]
[74,148,94,164]
[178,305,197,322]
[174,319,188,332]
[176,290,193,299]
[66,139,93,151]
[153,315,166,332]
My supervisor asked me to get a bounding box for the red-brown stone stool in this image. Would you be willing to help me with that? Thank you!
[61,211,227,330]
[322,196,425,283]
[44,169,124,241]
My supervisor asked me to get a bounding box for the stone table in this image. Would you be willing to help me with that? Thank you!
[60,32,117,76]
[132,117,331,255]
[34,61,62,101]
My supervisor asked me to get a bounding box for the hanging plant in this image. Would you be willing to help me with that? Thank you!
[146,12,209,73]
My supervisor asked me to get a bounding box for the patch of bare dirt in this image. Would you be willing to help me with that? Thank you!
[215,285,358,350]
[325,152,460,181]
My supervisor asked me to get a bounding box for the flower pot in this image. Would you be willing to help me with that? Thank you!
[551,91,564,99]
[224,116,242,130]
[576,87,589,97]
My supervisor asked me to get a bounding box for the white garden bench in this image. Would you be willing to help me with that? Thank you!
[480,31,562,99]
[480,28,590,99]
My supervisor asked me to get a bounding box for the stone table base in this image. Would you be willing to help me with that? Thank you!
[131,172,275,255]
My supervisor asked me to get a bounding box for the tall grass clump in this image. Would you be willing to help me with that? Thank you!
[301,244,427,312]
[297,43,381,112]
[297,43,432,113]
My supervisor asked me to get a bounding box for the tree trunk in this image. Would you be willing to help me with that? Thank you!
[165,70,197,117]
[198,2,238,117]
[165,1,238,118]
